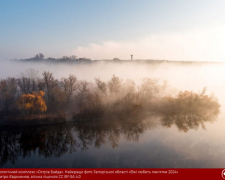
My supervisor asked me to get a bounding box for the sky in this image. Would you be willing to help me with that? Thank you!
[1,0,225,61]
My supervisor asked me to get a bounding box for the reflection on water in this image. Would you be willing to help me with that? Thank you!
[0,99,221,167]
[157,90,220,132]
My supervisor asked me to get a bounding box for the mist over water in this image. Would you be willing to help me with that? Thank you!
[1,60,225,102]
[1,60,225,168]
[0,60,224,88]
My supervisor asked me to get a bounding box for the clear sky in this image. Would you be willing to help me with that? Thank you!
[1,0,225,61]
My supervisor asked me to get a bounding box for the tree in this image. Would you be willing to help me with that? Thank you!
[70,55,77,60]
[34,53,44,60]
[76,81,89,110]
[39,53,44,59]
[0,78,17,115]
[61,75,78,101]
[17,91,47,115]
[139,78,160,98]
[62,56,70,60]
[95,78,107,95]
[42,71,57,106]
[17,76,32,94]
[108,75,121,95]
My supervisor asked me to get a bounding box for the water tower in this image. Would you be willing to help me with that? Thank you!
[131,55,133,60]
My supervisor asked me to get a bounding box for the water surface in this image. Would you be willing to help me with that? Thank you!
[1,110,224,168]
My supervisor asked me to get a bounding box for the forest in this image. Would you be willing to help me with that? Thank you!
[0,69,220,127]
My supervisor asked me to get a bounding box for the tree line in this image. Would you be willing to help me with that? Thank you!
[20,53,91,62]
[0,69,220,124]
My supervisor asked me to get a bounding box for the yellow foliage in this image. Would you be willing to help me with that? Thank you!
[17,91,47,114]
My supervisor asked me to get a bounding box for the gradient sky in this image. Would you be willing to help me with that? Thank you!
[1,0,225,61]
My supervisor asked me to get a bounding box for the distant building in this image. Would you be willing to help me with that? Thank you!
[131,55,133,60]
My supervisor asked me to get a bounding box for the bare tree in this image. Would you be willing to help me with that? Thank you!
[33,53,44,60]
[17,76,32,94]
[0,78,17,115]
[76,81,89,111]
[61,75,78,101]
[39,53,44,60]
[108,75,121,95]
[42,71,58,108]
[70,55,77,60]
[95,78,107,95]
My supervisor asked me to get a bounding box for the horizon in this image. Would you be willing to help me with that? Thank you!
[0,0,225,62]
[1,0,225,62]
[8,53,225,63]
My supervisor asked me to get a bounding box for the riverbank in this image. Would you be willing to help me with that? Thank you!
[0,114,67,127]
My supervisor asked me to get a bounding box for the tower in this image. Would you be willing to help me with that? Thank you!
[131,55,133,60]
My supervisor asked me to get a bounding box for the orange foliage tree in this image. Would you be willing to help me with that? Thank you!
[17,91,47,115]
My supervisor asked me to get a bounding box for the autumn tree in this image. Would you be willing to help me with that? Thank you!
[17,91,47,115]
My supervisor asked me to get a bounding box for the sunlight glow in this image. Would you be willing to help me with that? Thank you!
[74,26,225,62]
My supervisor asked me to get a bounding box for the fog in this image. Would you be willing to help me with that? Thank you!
[1,60,225,94]
[1,59,225,108]
[73,27,225,62]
